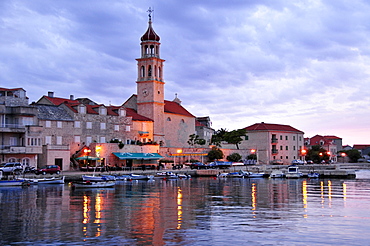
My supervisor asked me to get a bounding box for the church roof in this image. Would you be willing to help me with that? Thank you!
[141,15,160,41]
[244,122,304,134]
[164,100,195,118]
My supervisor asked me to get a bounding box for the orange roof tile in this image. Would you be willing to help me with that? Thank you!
[244,122,304,134]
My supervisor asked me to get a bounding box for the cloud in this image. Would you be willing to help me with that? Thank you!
[1,0,370,145]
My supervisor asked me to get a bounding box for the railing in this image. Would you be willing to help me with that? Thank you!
[271,138,278,143]
[272,149,278,154]
[0,123,25,128]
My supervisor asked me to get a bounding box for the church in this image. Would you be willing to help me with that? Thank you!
[27,11,212,170]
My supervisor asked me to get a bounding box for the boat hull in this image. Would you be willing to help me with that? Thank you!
[0,180,27,186]
[72,181,116,188]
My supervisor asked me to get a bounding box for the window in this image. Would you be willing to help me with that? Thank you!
[119,108,126,116]
[46,121,51,128]
[57,121,62,128]
[245,135,249,140]
[74,136,80,143]
[100,123,106,130]
[114,125,119,131]
[299,136,302,141]
[100,137,106,143]
[280,146,283,150]
[125,126,130,132]
[86,122,92,129]
[86,137,92,146]
[293,146,296,150]
[10,137,17,146]
[286,146,288,150]
[285,136,288,140]
[100,107,107,115]
[167,117,171,121]
[74,121,80,128]
[293,136,296,141]
[56,136,62,145]
[286,156,289,159]
[45,136,52,145]
[280,135,282,140]
[79,105,86,114]
[8,157,17,163]
[22,158,30,166]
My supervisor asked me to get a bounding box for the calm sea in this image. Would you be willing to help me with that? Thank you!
[1,170,370,245]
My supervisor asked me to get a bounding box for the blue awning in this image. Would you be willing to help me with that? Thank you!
[113,152,163,160]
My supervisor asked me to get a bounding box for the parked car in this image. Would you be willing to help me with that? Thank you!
[189,162,208,170]
[306,160,314,164]
[291,159,305,165]
[0,162,23,174]
[35,165,61,175]
[207,161,232,169]
[270,159,283,165]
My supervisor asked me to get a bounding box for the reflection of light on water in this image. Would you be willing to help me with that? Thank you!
[328,180,332,208]
[343,183,347,202]
[83,195,89,224]
[302,180,308,218]
[177,187,183,229]
[320,181,324,207]
[94,194,102,237]
[251,183,256,215]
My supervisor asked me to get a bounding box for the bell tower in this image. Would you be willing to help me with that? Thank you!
[136,8,165,143]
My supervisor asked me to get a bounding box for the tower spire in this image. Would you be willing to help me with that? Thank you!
[147,7,154,22]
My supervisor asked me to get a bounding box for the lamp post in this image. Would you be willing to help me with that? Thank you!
[251,149,258,165]
[301,149,307,163]
[341,152,346,164]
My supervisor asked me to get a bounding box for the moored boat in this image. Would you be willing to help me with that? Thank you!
[71,180,116,189]
[128,174,154,180]
[36,176,65,184]
[285,165,303,178]
[82,175,116,181]
[155,172,179,179]
[0,179,29,186]
[307,172,320,178]
[269,170,285,178]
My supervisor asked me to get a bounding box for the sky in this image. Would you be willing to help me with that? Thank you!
[1,0,370,146]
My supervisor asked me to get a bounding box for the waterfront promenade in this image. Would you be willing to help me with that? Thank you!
[24,162,369,182]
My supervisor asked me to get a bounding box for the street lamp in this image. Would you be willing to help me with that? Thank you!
[301,149,307,163]
[251,149,258,165]
[341,152,346,164]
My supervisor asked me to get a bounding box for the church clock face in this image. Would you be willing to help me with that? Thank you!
[142,89,148,97]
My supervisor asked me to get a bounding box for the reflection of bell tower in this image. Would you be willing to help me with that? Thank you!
[137,8,165,142]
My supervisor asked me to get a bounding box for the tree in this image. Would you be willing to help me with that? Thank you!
[344,149,362,163]
[207,146,224,161]
[188,134,206,147]
[211,128,228,147]
[226,153,242,162]
[306,145,330,163]
[223,129,247,149]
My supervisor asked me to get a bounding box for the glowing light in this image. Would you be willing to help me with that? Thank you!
[251,149,256,154]
[251,183,257,213]
[177,187,183,229]
[177,149,182,154]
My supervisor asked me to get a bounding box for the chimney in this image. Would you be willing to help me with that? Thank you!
[70,95,74,100]
[48,91,54,98]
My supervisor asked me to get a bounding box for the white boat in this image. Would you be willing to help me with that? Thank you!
[247,172,265,178]
[0,179,28,186]
[285,165,303,178]
[269,170,285,178]
[155,172,179,179]
[72,180,116,188]
[36,176,65,184]
[82,175,116,181]
[128,174,154,180]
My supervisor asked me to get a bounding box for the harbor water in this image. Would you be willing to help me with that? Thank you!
[1,170,370,245]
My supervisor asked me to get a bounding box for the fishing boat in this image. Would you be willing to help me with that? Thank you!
[285,165,303,178]
[247,172,265,178]
[307,172,320,178]
[82,175,116,181]
[71,180,116,189]
[155,172,179,179]
[127,174,154,180]
[269,170,285,178]
[0,179,28,186]
[36,176,65,184]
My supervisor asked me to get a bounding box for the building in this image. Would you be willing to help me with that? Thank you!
[304,135,341,163]
[238,122,305,165]
[0,87,42,167]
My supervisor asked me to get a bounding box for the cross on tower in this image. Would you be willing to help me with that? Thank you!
[147,7,154,18]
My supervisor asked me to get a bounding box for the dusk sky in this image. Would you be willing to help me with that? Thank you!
[1,0,370,146]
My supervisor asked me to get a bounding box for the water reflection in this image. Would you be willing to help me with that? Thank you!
[1,177,370,245]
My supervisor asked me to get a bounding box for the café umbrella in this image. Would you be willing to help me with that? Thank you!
[75,156,100,161]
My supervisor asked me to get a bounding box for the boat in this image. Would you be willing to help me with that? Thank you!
[285,165,303,178]
[127,174,154,180]
[36,176,65,184]
[247,172,265,178]
[269,170,285,178]
[0,179,29,186]
[155,172,179,179]
[177,173,191,179]
[307,172,320,178]
[82,175,116,181]
[71,180,116,189]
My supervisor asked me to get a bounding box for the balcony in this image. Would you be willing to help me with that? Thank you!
[0,124,26,133]
[271,138,278,144]
[271,149,279,155]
